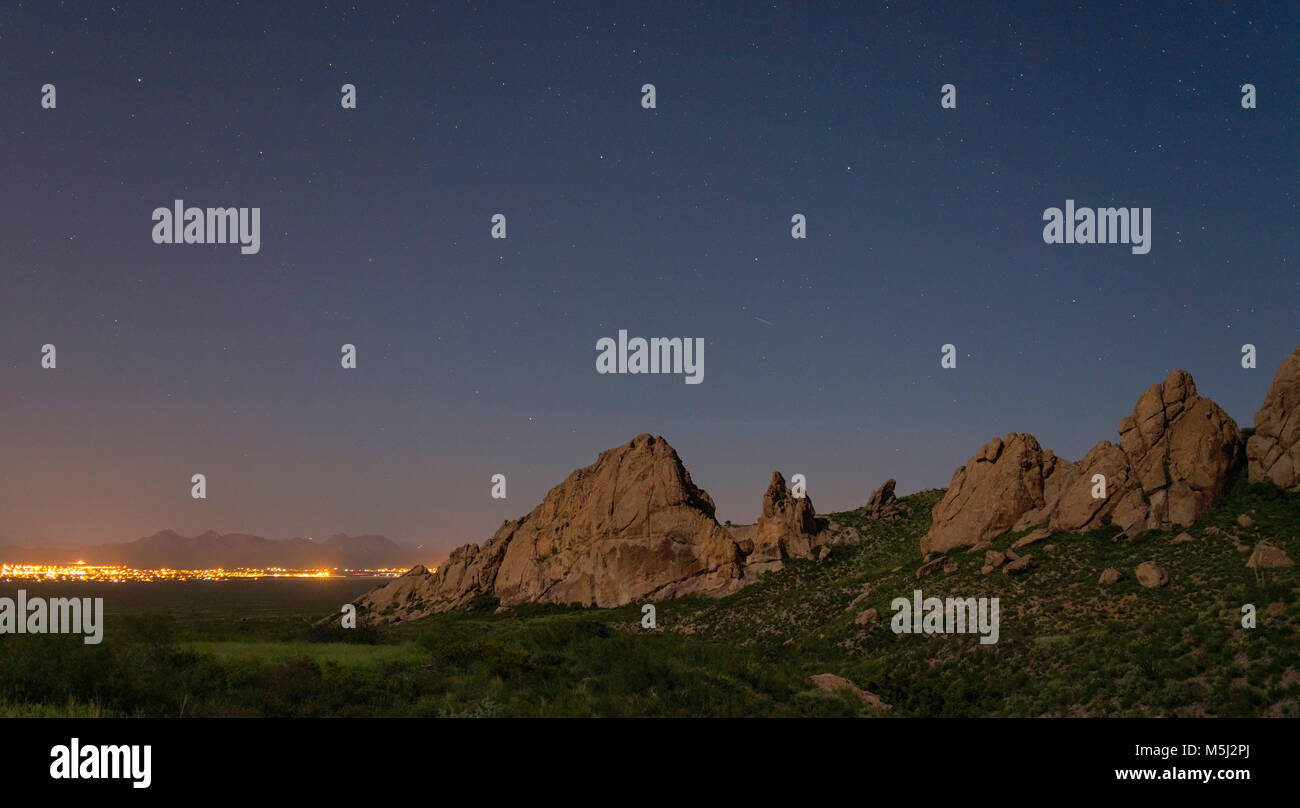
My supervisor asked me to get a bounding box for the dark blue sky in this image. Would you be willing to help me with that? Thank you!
[1,1,1296,557]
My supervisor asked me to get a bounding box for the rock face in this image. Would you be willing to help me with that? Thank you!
[864,479,902,520]
[350,564,440,624]
[921,434,1054,554]
[349,435,755,625]
[1248,346,1300,491]
[419,533,512,611]
[490,436,744,608]
[1047,442,1131,532]
[1110,370,1242,534]
[750,471,821,572]
[922,369,1243,553]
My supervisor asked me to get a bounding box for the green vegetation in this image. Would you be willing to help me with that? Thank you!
[1,473,1296,717]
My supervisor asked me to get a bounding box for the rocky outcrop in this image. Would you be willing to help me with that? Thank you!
[1013,450,1077,531]
[750,471,821,572]
[864,479,902,520]
[921,433,1053,554]
[922,369,1243,553]
[1248,347,1300,491]
[809,674,892,710]
[1058,370,1241,536]
[349,564,439,624]
[1111,370,1242,534]
[490,435,743,608]
[348,435,754,625]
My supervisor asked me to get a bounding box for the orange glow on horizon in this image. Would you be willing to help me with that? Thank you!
[0,563,408,583]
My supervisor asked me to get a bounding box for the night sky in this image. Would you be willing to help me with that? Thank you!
[1,1,1296,558]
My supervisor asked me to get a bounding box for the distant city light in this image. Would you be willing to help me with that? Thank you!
[0,563,408,582]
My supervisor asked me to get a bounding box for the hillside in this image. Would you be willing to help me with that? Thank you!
[2,471,1294,719]
[662,476,1297,716]
[346,470,1296,718]
[305,349,1300,717]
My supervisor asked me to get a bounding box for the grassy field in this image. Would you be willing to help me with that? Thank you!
[1,471,1296,717]
[185,640,426,667]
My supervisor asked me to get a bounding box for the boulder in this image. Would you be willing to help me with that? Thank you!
[1003,555,1035,575]
[854,608,879,626]
[1012,528,1052,550]
[1247,346,1300,490]
[810,674,892,710]
[1246,541,1294,569]
[1135,561,1169,588]
[1237,514,1255,528]
[1098,568,1122,585]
